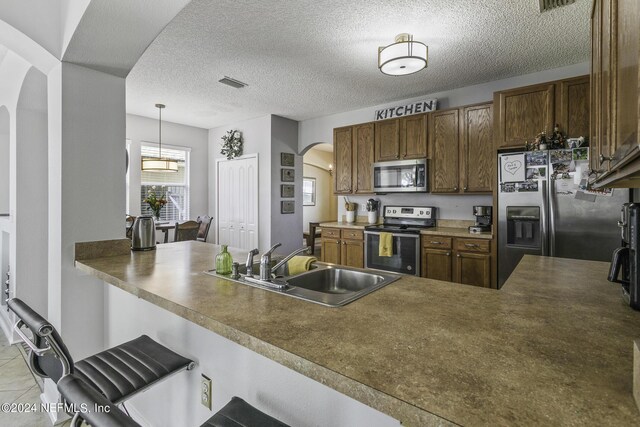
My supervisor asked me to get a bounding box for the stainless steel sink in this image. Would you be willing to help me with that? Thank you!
[204,262,400,307]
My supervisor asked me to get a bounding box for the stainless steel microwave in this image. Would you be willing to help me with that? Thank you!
[373,159,428,193]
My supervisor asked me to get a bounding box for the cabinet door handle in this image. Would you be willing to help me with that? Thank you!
[396,154,399,159]
[336,240,341,244]
[446,252,451,256]
[463,186,468,191]
[342,241,346,245]
[430,241,443,245]
[457,254,461,258]
[454,187,458,191]
[465,243,479,248]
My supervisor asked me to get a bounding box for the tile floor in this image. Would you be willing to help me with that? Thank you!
[0,330,72,426]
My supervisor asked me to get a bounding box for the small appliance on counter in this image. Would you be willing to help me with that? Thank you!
[469,206,492,233]
[608,203,640,310]
[131,215,156,251]
[364,206,436,276]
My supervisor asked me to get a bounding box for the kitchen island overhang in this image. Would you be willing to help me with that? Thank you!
[75,240,640,426]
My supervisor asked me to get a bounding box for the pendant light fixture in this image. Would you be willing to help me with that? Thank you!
[141,103,179,172]
[378,33,428,76]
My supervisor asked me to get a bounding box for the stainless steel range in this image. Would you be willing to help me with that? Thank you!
[364,206,436,275]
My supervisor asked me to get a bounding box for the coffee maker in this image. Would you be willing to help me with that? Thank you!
[608,203,640,310]
[469,206,492,233]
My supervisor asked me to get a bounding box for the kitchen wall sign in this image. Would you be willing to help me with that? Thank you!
[374,99,438,120]
[281,168,295,182]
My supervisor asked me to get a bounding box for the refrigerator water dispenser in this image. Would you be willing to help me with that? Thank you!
[506,206,540,248]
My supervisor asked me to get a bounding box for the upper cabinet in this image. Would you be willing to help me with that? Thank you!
[374,115,428,162]
[429,103,493,194]
[333,124,375,195]
[494,77,590,150]
[353,123,375,194]
[462,103,494,193]
[430,108,460,193]
[590,0,640,188]
[494,83,555,149]
[333,126,354,194]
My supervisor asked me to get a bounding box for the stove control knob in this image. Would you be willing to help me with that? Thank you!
[419,210,424,215]
[393,210,397,214]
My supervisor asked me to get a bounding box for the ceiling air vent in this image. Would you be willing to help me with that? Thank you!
[539,0,576,12]
[218,76,248,89]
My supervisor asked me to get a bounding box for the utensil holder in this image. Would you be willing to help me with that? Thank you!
[367,211,377,224]
[345,210,356,223]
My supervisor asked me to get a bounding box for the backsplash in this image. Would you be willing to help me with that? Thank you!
[337,194,493,222]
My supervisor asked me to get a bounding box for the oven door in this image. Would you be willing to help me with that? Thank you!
[364,231,420,275]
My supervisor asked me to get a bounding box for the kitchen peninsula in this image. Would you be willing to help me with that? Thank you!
[75,240,640,426]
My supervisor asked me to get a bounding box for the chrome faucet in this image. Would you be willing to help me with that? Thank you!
[271,246,311,274]
[259,243,282,281]
[245,248,259,277]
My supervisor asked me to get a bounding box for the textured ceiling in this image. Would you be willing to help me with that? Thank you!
[126,0,591,129]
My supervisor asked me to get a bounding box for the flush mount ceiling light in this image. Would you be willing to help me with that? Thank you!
[378,33,428,76]
[141,104,178,172]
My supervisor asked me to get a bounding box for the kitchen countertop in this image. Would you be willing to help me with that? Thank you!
[420,226,493,240]
[319,222,494,239]
[318,221,368,230]
[75,242,640,426]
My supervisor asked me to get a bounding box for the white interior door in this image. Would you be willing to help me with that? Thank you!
[217,155,258,250]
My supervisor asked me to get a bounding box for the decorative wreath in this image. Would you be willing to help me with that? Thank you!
[221,130,243,160]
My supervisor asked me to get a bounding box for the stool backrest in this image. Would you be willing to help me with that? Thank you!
[7,298,74,383]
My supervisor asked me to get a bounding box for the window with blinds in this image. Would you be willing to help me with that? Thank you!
[140,144,190,221]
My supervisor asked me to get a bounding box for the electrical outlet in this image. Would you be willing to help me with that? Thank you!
[201,374,212,410]
[360,203,368,213]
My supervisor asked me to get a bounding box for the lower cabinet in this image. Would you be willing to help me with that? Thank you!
[421,235,492,288]
[321,228,364,268]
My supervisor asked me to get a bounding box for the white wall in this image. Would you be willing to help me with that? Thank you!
[298,62,590,152]
[15,67,49,317]
[303,148,335,231]
[106,284,401,427]
[0,107,9,214]
[209,116,272,251]
[126,113,209,225]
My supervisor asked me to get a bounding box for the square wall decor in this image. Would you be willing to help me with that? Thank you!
[281,184,294,198]
[281,201,295,214]
[281,153,295,167]
[281,168,295,182]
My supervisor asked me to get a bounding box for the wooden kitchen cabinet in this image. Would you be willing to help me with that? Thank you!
[494,82,555,149]
[421,235,491,288]
[461,103,494,192]
[429,108,460,193]
[455,251,491,288]
[429,103,493,194]
[374,115,428,162]
[556,76,590,142]
[590,0,640,188]
[333,126,353,194]
[353,123,375,193]
[374,119,401,161]
[321,227,364,267]
[333,124,374,195]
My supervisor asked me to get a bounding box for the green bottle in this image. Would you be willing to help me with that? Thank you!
[215,245,233,275]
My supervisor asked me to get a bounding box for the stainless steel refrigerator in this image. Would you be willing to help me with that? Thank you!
[498,149,629,287]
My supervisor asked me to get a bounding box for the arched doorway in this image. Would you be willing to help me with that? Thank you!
[302,142,336,255]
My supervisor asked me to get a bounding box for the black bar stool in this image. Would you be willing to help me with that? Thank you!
[7,298,195,406]
[58,373,291,427]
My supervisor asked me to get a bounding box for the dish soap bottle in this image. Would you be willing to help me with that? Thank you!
[215,245,233,275]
